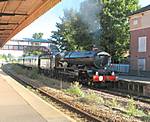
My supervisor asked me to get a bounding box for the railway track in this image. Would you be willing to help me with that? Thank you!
[2,67,105,122]
[88,86,150,104]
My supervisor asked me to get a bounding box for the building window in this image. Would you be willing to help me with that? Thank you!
[138,36,146,52]
[18,46,23,50]
[8,45,13,50]
[2,45,9,50]
[138,58,146,71]
[133,18,138,25]
[13,45,19,50]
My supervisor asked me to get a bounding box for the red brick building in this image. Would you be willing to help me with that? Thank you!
[129,5,150,73]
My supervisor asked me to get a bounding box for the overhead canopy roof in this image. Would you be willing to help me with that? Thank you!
[0,0,61,47]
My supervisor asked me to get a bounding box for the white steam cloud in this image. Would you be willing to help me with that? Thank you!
[80,0,103,33]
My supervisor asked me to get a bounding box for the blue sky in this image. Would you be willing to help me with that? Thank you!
[13,0,150,40]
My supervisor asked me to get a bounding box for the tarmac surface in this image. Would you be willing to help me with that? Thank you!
[0,69,74,122]
[119,75,150,84]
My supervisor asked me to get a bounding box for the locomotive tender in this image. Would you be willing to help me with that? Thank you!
[18,50,118,84]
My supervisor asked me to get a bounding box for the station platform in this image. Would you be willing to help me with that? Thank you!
[116,75,150,97]
[0,69,74,122]
[118,75,150,84]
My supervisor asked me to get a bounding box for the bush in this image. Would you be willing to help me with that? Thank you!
[65,82,84,97]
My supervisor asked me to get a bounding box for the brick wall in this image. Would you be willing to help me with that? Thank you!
[130,27,150,71]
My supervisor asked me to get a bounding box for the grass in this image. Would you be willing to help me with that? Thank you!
[9,64,71,89]
[11,64,25,75]
[65,82,104,105]
[106,97,118,108]
[126,98,146,117]
[65,82,84,97]
[11,64,39,79]
[26,68,39,79]
[79,91,104,105]
[142,112,150,121]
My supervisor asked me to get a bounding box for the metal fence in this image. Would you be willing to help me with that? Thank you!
[109,64,129,73]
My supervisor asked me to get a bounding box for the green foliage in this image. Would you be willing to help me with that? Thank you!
[0,54,6,61]
[110,97,118,107]
[142,112,150,121]
[12,64,39,79]
[112,97,118,107]
[7,54,13,61]
[126,98,137,116]
[31,51,42,55]
[27,68,39,79]
[32,32,43,39]
[99,0,140,61]
[105,98,118,108]
[80,91,104,105]
[12,65,30,76]
[12,65,24,74]
[0,54,14,61]
[126,98,145,117]
[23,47,44,56]
[65,82,84,97]
[51,9,93,51]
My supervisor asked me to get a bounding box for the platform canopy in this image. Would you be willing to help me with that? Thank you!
[0,0,61,47]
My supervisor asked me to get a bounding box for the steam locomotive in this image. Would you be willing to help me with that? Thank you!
[18,51,118,84]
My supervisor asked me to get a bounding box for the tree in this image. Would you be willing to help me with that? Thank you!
[23,46,48,56]
[51,22,71,51]
[51,9,93,51]
[0,54,7,61]
[99,0,139,62]
[32,32,43,39]
[5,54,14,61]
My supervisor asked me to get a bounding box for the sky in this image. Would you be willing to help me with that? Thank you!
[13,0,150,40]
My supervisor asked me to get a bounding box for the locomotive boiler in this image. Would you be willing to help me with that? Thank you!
[60,51,111,69]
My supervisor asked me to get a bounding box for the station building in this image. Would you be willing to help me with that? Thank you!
[129,5,150,74]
